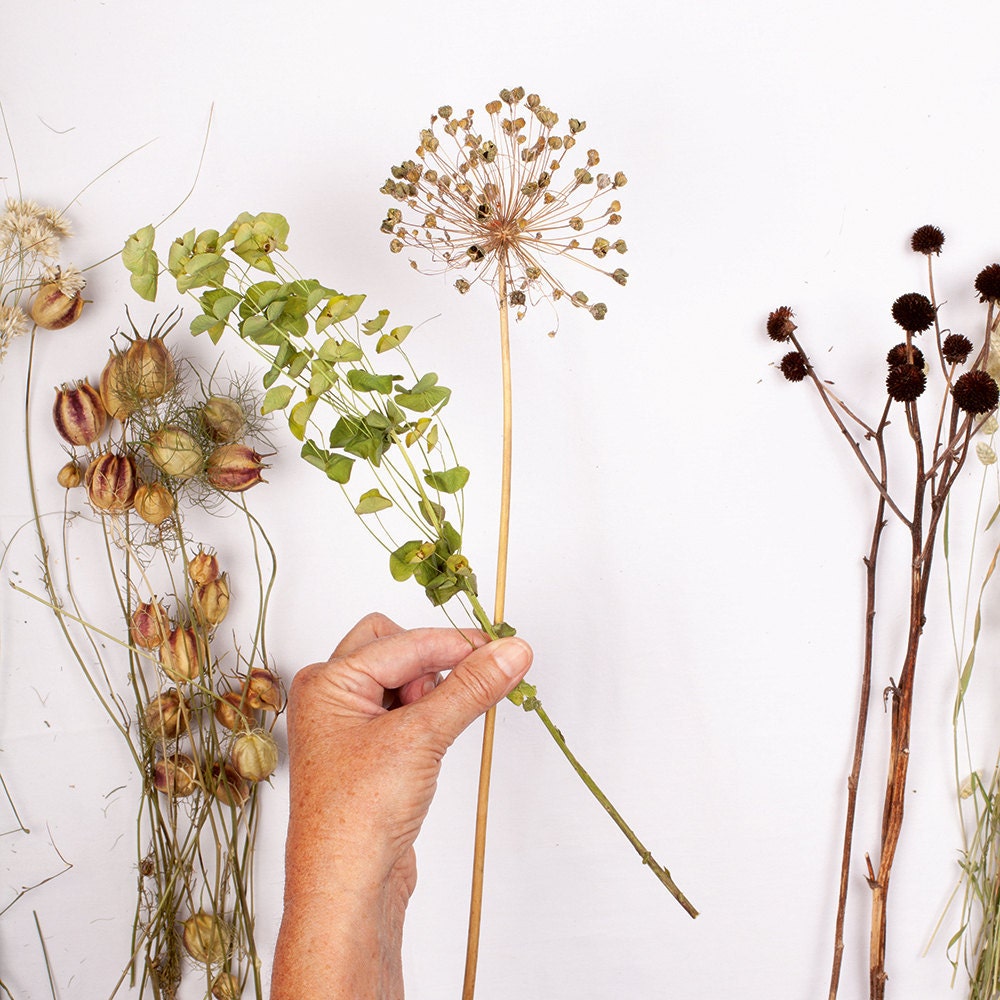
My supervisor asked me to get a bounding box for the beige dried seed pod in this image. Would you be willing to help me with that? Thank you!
[31,283,84,329]
[57,460,83,489]
[215,691,254,732]
[85,451,138,513]
[188,550,220,586]
[182,910,231,964]
[154,753,198,797]
[194,575,230,628]
[134,482,175,525]
[143,689,188,740]
[53,380,107,446]
[159,626,203,684]
[230,730,279,783]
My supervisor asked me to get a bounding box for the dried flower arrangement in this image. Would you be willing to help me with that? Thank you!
[121,85,697,996]
[764,225,1000,999]
[16,302,282,998]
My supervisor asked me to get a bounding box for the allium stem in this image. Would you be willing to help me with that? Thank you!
[462,267,513,1000]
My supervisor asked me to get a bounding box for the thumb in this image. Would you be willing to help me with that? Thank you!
[416,637,533,745]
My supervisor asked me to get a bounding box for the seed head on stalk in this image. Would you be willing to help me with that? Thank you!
[380,86,628,333]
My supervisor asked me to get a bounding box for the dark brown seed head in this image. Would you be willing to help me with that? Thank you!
[910,225,945,255]
[953,370,1000,414]
[779,351,808,382]
[886,364,927,402]
[767,306,796,343]
[886,343,926,369]
[976,264,1000,303]
[942,333,973,365]
[891,293,936,334]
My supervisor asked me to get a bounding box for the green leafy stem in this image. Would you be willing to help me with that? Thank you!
[123,212,697,917]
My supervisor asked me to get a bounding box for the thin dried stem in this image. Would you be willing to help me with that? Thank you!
[463,266,513,1000]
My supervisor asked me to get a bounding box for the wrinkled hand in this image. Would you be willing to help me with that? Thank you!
[272,613,533,1000]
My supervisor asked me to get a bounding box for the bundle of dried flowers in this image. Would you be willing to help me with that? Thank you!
[18,314,281,999]
[764,225,1000,1000]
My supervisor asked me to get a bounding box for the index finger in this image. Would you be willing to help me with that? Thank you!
[333,627,488,697]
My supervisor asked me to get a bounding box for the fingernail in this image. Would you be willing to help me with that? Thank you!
[420,676,437,697]
[493,638,531,680]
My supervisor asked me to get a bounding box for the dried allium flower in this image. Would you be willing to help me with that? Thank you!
[886,343,925,369]
[779,350,808,382]
[953,369,1000,414]
[767,306,796,343]
[910,225,945,255]
[380,87,627,322]
[886,364,927,402]
[942,333,973,365]
[891,292,936,334]
[975,264,1000,303]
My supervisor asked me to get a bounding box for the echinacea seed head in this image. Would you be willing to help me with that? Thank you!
[891,292,936,334]
[767,306,796,342]
[953,370,1000,414]
[911,225,945,255]
[780,351,808,382]
[942,333,973,365]
[976,264,1000,303]
[886,343,926,369]
[886,364,927,402]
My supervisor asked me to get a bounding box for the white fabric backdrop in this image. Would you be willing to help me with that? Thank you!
[3,1,1000,997]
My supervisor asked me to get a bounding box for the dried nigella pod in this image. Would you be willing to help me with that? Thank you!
[53,380,107,446]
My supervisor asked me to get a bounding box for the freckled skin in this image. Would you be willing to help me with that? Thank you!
[271,613,532,1000]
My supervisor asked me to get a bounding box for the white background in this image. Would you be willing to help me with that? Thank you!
[3,1,1000,997]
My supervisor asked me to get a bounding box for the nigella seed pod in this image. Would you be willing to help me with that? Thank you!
[53,380,107,446]
[230,730,279,783]
[85,452,138,513]
[130,600,169,650]
[215,691,254,732]
[159,626,203,684]
[206,444,267,492]
[134,482,175,526]
[154,753,198,797]
[194,575,230,628]
[201,396,246,443]
[182,911,232,965]
[188,550,220,586]
[99,351,134,422]
[210,761,249,808]
[143,689,188,740]
[30,283,84,330]
[147,426,204,480]
[246,668,283,712]
[125,334,176,400]
[211,973,241,1000]
[57,461,83,489]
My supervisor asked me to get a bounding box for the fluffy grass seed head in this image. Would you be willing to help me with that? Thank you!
[380,87,628,329]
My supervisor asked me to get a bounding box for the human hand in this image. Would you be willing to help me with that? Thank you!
[271,612,533,999]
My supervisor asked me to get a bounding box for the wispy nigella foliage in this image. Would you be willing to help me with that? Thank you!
[379,86,628,327]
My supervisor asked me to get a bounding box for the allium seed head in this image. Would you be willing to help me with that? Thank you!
[953,370,1000,414]
[910,225,945,255]
[891,293,936,334]
[381,88,628,324]
[886,364,927,402]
